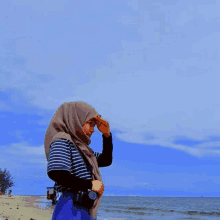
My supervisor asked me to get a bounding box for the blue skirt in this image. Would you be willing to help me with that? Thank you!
[52,192,97,220]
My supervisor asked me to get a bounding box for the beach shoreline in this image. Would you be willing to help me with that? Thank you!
[0,195,54,220]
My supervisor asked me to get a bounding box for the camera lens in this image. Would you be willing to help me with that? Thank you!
[88,190,97,200]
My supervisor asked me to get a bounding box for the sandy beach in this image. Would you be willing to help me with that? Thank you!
[0,195,54,220]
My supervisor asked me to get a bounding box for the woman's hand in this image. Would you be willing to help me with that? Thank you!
[91,180,104,196]
[94,115,110,137]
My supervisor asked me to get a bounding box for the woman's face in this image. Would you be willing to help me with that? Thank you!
[82,117,97,137]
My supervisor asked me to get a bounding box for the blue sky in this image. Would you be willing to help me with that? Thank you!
[1,0,220,197]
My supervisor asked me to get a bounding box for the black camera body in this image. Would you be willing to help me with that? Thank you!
[74,189,98,209]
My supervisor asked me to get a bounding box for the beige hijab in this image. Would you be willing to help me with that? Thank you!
[44,101,103,220]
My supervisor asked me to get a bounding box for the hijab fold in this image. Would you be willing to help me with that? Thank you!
[44,101,102,219]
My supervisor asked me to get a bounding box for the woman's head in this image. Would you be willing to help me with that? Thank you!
[45,101,100,147]
[73,101,101,139]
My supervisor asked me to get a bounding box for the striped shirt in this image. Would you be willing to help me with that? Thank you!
[47,133,113,192]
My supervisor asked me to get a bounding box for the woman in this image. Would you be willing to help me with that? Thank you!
[44,101,113,220]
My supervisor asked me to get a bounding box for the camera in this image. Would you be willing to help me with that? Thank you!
[74,189,98,209]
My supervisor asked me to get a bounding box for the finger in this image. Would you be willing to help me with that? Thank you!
[94,116,100,122]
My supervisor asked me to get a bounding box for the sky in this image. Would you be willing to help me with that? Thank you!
[1,0,220,197]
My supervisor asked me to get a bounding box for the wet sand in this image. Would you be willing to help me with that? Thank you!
[0,195,54,220]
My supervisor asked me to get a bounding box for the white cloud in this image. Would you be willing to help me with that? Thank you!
[1,0,220,161]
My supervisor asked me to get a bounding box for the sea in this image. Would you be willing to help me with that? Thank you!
[15,195,220,220]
